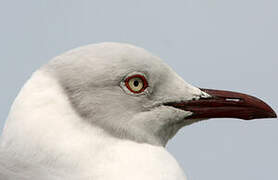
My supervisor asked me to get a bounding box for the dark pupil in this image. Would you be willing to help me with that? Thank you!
[133,80,139,87]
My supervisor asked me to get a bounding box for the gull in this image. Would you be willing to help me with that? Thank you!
[0,42,276,180]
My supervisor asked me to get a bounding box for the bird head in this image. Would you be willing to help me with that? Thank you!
[40,42,276,146]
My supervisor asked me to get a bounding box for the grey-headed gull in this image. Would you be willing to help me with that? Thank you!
[0,43,276,180]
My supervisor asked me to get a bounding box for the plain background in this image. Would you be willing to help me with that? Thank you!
[0,0,277,179]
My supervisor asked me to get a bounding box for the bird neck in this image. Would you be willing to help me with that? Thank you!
[0,69,125,172]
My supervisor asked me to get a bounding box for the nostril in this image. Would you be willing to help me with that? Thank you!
[225,98,241,102]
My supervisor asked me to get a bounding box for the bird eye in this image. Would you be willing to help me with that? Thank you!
[125,74,148,94]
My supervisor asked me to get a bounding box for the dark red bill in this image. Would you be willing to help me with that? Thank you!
[165,88,277,120]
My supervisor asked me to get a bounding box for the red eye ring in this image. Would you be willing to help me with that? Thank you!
[124,74,148,94]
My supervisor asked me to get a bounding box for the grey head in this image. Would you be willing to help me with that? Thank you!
[44,42,276,146]
[44,42,207,146]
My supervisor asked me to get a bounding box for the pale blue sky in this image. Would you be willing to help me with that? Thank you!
[0,0,277,179]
